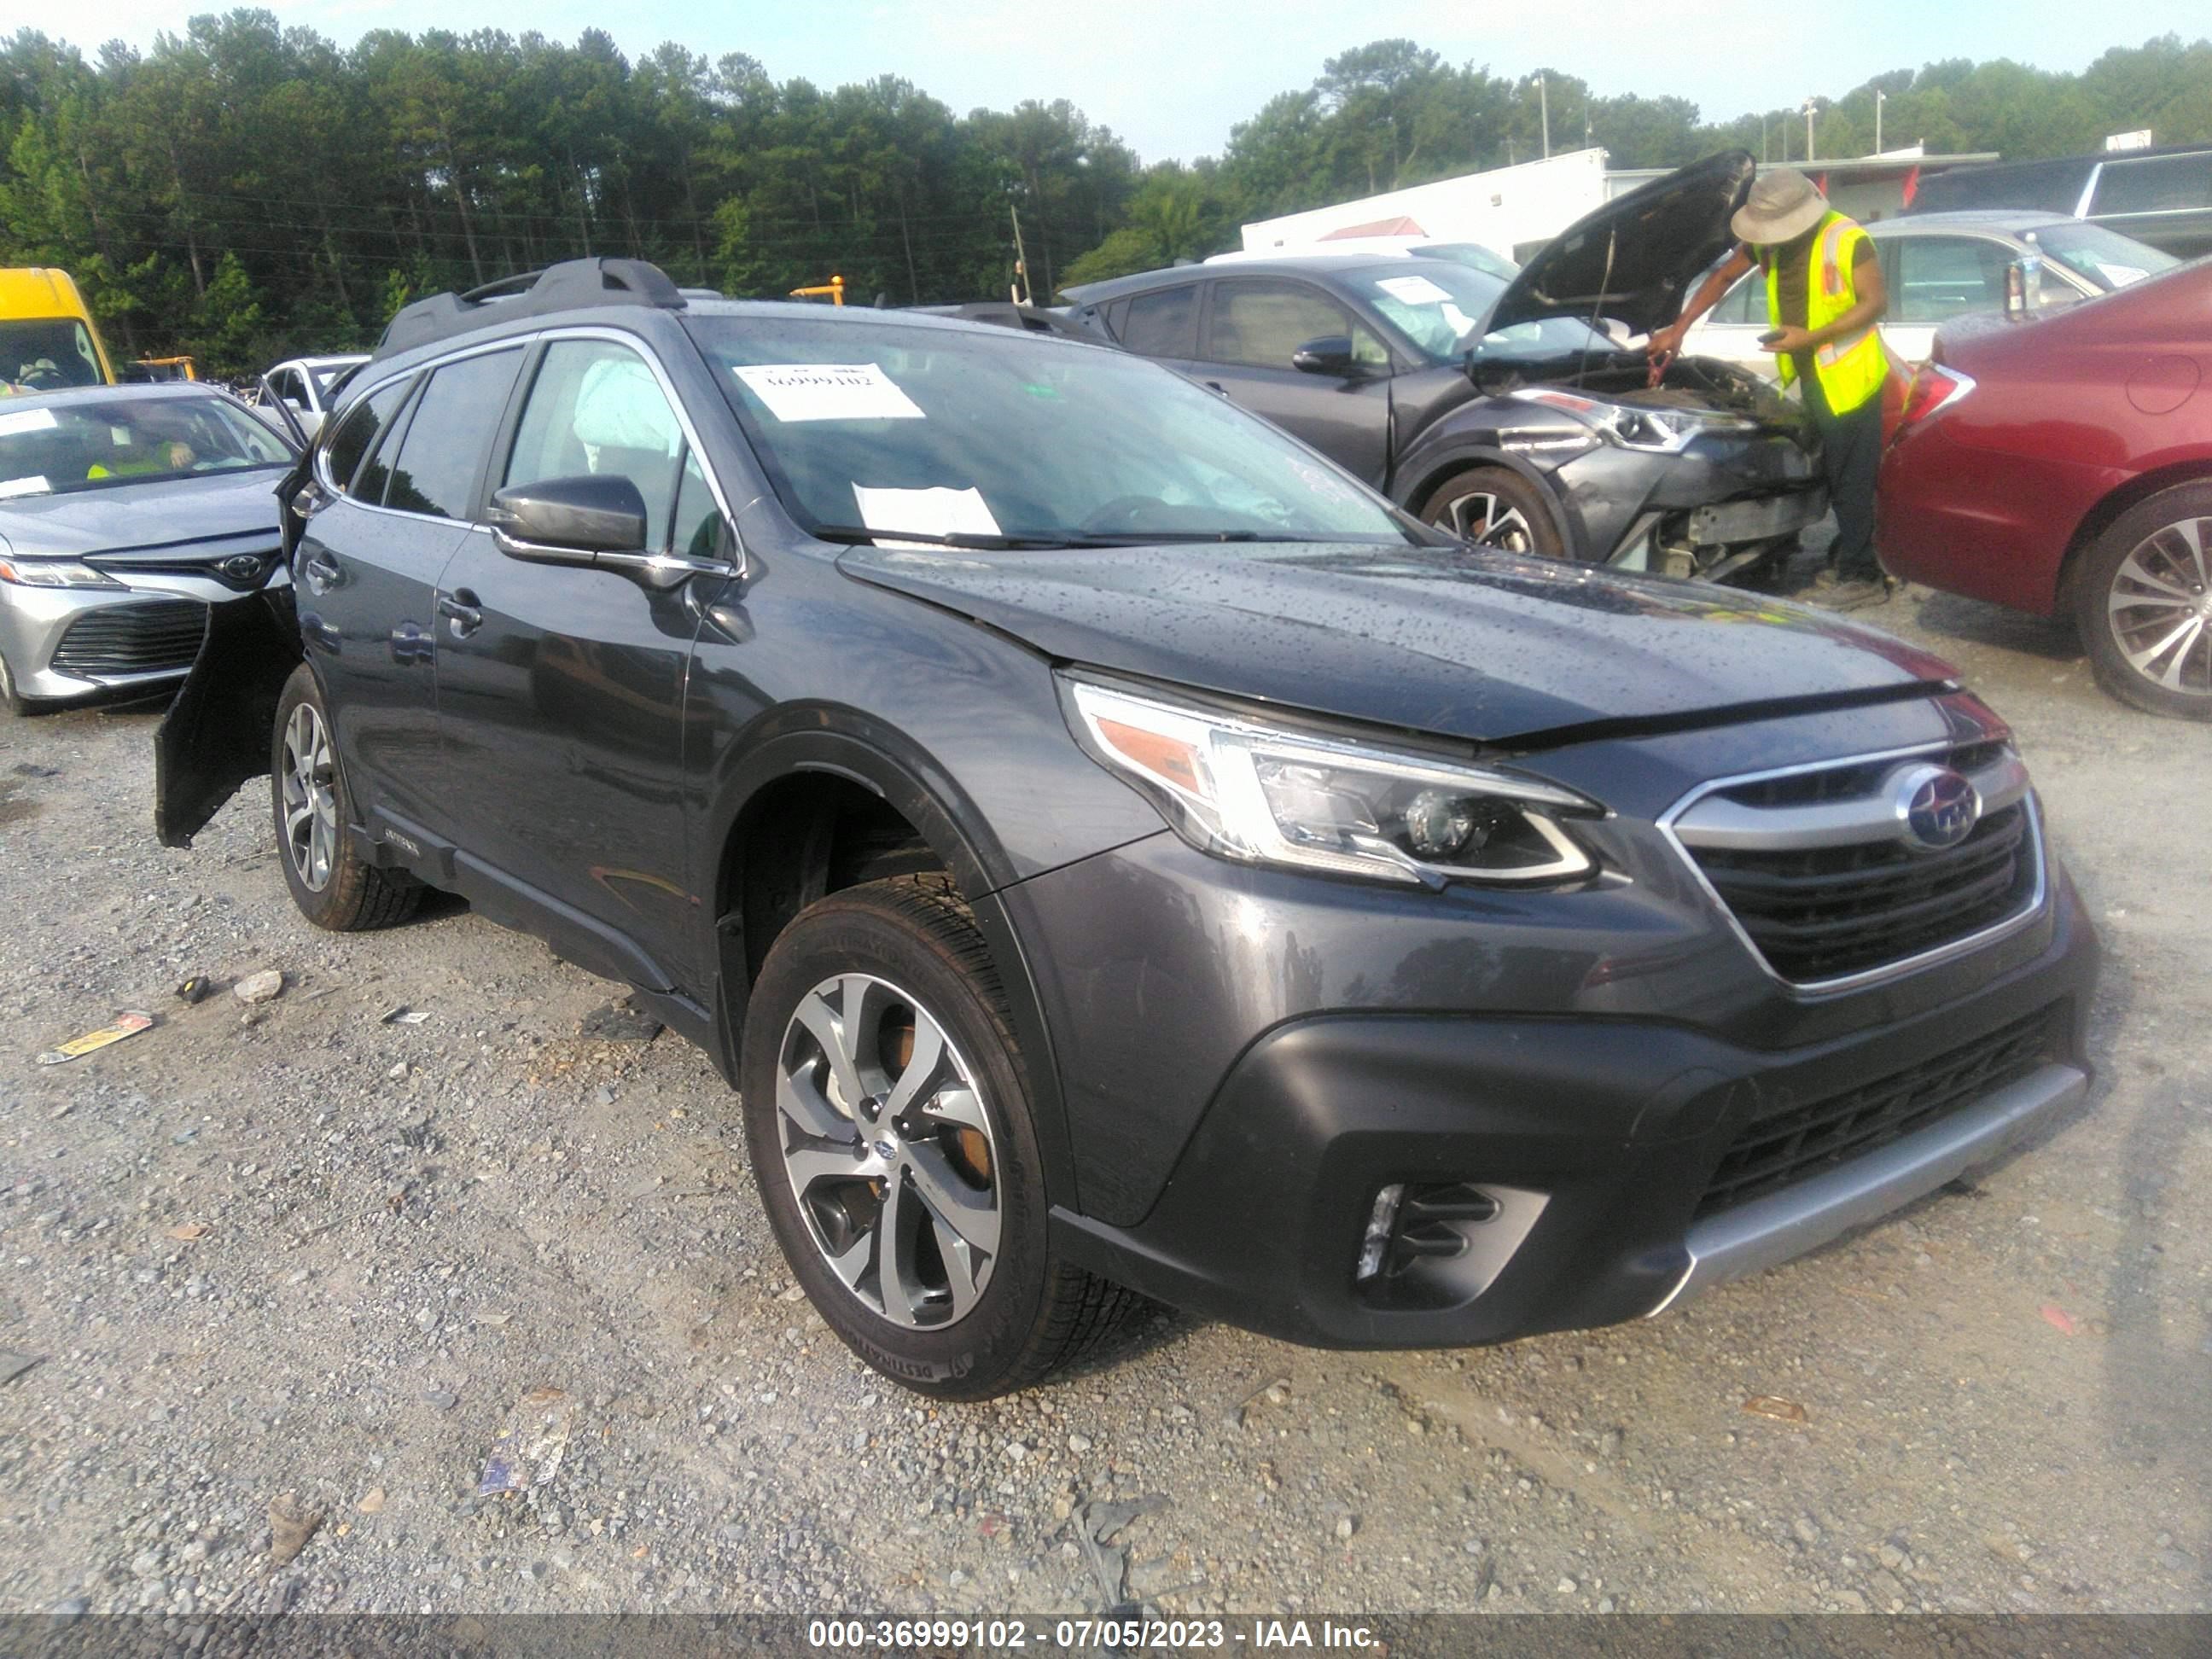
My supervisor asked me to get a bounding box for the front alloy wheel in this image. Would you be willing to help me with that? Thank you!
[1421,467,1566,559]
[741,876,1136,1397]
[774,971,1002,1328]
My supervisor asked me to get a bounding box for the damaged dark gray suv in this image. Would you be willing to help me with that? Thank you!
[159,256,2098,1399]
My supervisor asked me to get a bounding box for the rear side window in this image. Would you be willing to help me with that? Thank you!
[1117,286,1199,358]
[323,380,408,496]
[381,348,523,520]
[2093,153,2212,217]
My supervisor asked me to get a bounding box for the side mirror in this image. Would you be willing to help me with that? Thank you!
[490,474,726,591]
[1291,335,1365,376]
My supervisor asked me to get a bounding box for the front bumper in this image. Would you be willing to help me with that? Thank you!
[0,580,216,701]
[1049,864,2098,1348]
[1551,428,1824,564]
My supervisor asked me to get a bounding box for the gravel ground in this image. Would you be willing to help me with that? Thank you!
[1,564,2208,1622]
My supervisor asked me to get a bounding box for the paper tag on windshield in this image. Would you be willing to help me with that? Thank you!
[0,474,50,498]
[0,406,59,438]
[732,363,923,422]
[1376,275,1453,306]
[853,486,1001,547]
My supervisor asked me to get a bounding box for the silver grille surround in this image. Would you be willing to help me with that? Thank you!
[1656,740,2050,997]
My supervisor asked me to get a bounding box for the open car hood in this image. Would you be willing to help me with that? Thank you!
[840,539,1956,747]
[1486,150,1757,338]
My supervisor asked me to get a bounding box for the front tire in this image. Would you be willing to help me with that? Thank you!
[2074,482,2212,719]
[741,875,1136,1398]
[271,665,422,929]
[1420,466,1568,558]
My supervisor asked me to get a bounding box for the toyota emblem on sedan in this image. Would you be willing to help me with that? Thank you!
[1895,765,1981,852]
[219,553,267,582]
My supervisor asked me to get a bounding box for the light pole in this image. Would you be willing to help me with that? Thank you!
[1802,96,1817,163]
[1874,88,1886,154]
[1539,73,1551,159]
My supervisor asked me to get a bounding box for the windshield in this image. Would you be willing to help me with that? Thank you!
[1,318,104,391]
[693,315,1417,546]
[2024,222,2178,291]
[0,392,296,499]
[1342,263,1614,363]
[1411,242,1522,282]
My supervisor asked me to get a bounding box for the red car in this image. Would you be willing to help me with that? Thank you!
[1877,260,2212,719]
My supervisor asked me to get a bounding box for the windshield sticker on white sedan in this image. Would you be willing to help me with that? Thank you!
[852,485,1002,546]
[0,406,60,437]
[1375,275,1454,306]
[731,363,925,422]
[0,474,51,498]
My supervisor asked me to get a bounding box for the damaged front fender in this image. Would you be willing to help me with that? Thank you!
[154,587,302,847]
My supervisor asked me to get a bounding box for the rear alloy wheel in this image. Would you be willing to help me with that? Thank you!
[1421,467,1567,558]
[742,876,1137,1398]
[2075,483,2212,719]
[270,664,422,929]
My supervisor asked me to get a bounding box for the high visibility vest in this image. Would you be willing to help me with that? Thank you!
[1763,211,1888,414]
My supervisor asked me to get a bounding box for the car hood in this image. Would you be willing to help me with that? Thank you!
[1486,150,1757,338]
[840,540,1955,745]
[0,468,284,559]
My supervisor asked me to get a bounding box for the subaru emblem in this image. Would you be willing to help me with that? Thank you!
[1893,765,1980,852]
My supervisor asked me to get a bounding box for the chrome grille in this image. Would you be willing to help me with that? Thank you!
[49,599,207,679]
[1667,741,2044,989]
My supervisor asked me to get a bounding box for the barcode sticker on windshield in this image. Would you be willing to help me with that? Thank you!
[1375,275,1454,306]
[732,363,924,422]
[0,406,60,437]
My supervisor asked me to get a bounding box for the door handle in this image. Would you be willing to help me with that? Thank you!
[437,590,484,639]
[300,553,341,594]
[1205,381,1230,396]
[389,622,433,666]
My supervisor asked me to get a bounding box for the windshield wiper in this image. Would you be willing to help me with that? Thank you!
[810,525,1098,550]
[810,524,1330,550]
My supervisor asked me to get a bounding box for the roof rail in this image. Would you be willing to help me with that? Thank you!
[372,258,693,363]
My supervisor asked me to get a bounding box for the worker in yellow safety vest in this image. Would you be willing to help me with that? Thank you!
[1647,168,1892,611]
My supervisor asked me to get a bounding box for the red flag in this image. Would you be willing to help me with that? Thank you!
[1901,165,1921,207]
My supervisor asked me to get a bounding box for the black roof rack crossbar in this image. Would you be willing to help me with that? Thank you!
[372,258,700,364]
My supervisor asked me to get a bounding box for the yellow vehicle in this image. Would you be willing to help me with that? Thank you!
[130,356,200,382]
[0,267,117,392]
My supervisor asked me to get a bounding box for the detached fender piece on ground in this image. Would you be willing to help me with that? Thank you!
[154,586,301,848]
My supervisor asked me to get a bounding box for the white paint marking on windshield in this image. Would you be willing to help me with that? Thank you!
[732,363,925,423]
[0,406,61,438]
[853,485,1001,547]
[1375,275,1454,306]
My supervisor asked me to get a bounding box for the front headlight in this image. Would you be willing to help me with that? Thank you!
[0,558,123,589]
[1508,387,1756,453]
[1060,676,1600,888]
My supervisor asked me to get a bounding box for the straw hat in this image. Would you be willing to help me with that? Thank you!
[1732,168,1828,246]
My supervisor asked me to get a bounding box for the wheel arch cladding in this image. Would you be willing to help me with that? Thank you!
[705,713,1086,1210]
[1398,447,1573,542]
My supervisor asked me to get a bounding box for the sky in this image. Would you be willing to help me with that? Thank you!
[65,0,2212,163]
